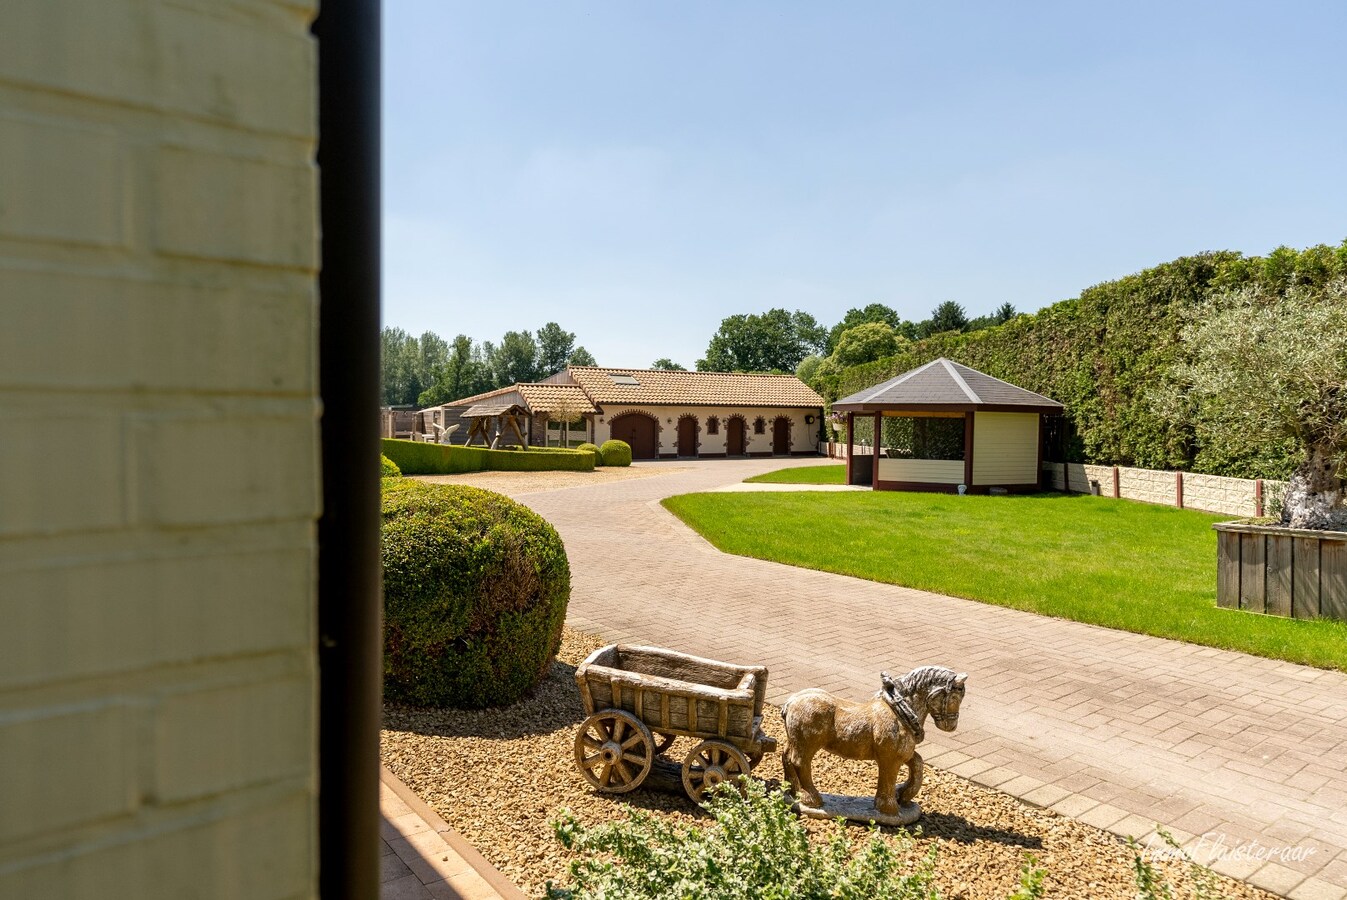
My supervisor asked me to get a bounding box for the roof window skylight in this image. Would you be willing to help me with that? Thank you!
[609,374,640,386]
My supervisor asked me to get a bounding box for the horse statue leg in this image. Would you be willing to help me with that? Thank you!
[897,751,924,804]
[874,753,902,816]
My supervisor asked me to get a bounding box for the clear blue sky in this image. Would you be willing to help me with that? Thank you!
[383,1,1346,370]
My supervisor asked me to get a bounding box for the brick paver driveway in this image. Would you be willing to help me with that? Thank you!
[500,458,1347,899]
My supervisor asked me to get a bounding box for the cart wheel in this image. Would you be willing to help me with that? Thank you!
[681,740,750,802]
[653,732,677,755]
[575,710,654,794]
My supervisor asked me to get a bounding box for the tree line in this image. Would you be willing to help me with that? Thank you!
[694,300,1017,377]
[382,299,1017,407]
[381,323,596,407]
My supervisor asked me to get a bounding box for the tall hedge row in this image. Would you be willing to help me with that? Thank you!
[381,439,596,475]
[820,243,1347,480]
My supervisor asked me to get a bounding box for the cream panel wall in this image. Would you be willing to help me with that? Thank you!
[592,406,821,455]
[877,459,965,484]
[972,412,1039,486]
[0,1,319,897]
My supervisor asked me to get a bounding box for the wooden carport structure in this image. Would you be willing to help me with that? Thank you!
[831,358,1063,493]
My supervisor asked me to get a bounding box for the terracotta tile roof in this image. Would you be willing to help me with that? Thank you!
[567,367,824,408]
[833,358,1063,412]
[516,383,597,415]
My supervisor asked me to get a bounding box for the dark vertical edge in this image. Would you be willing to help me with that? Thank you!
[1113,465,1119,499]
[1176,471,1184,509]
[963,411,975,488]
[1239,532,1266,613]
[1322,538,1347,622]
[314,2,383,899]
[1292,536,1321,620]
[1265,533,1292,617]
[845,412,853,485]
[1036,414,1045,489]
[871,412,880,490]
[1255,479,1264,517]
[1216,530,1240,609]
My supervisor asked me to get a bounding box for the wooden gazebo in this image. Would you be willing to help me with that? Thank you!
[831,358,1063,492]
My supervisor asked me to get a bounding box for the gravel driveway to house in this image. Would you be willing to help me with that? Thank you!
[483,457,1347,900]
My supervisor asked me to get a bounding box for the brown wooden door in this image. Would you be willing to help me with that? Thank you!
[609,413,658,459]
[772,416,791,455]
[677,417,698,457]
[726,417,745,456]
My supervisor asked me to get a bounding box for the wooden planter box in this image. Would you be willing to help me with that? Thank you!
[1214,521,1347,621]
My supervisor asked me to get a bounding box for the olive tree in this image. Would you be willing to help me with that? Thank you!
[1163,279,1347,530]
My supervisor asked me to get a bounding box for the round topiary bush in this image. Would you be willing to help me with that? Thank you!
[381,479,570,708]
[599,439,632,467]
[380,454,402,478]
[576,442,601,465]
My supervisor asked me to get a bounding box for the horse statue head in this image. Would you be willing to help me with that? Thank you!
[879,666,968,741]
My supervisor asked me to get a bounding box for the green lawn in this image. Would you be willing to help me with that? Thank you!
[744,464,847,484]
[661,491,1347,671]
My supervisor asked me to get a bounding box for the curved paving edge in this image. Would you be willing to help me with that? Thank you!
[380,766,526,900]
[507,457,1347,900]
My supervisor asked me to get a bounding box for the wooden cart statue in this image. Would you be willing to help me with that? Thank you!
[573,644,778,801]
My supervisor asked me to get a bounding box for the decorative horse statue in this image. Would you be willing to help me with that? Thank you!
[781,666,967,820]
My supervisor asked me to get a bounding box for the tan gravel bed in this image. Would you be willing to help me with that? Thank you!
[412,464,683,497]
[382,629,1272,900]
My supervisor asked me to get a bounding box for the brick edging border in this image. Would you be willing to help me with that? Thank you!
[379,765,528,900]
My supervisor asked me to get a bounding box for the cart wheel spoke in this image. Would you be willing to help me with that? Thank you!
[681,740,751,803]
[574,710,654,795]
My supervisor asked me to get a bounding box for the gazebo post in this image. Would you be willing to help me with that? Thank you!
[872,412,880,490]
[845,412,854,485]
[963,412,974,490]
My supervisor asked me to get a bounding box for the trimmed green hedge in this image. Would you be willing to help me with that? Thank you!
[599,439,632,467]
[576,442,601,465]
[819,243,1347,480]
[381,480,570,708]
[381,439,596,475]
[380,454,402,478]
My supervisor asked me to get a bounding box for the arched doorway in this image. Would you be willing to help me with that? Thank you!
[608,412,658,459]
[677,416,698,457]
[772,416,791,455]
[726,416,746,456]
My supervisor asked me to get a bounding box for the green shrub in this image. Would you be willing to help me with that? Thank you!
[380,480,570,708]
[575,442,601,465]
[547,778,939,900]
[381,439,595,475]
[380,454,402,478]
[598,439,632,467]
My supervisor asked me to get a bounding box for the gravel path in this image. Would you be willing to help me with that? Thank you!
[382,629,1272,900]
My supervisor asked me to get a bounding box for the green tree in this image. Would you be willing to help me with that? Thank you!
[380,326,422,406]
[568,346,597,367]
[826,303,905,353]
[993,302,1017,324]
[831,321,906,368]
[418,334,488,406]
[1159,278,1347,529]
[923,301,969,336]
[651,358,686,370]
[494,330,539,385]
[697,309,828,373]
[536,322,577,377]
[794,354,824,384]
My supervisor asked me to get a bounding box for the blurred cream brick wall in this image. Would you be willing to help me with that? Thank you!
[0,1,320,897]
[1042,462,1286,517]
